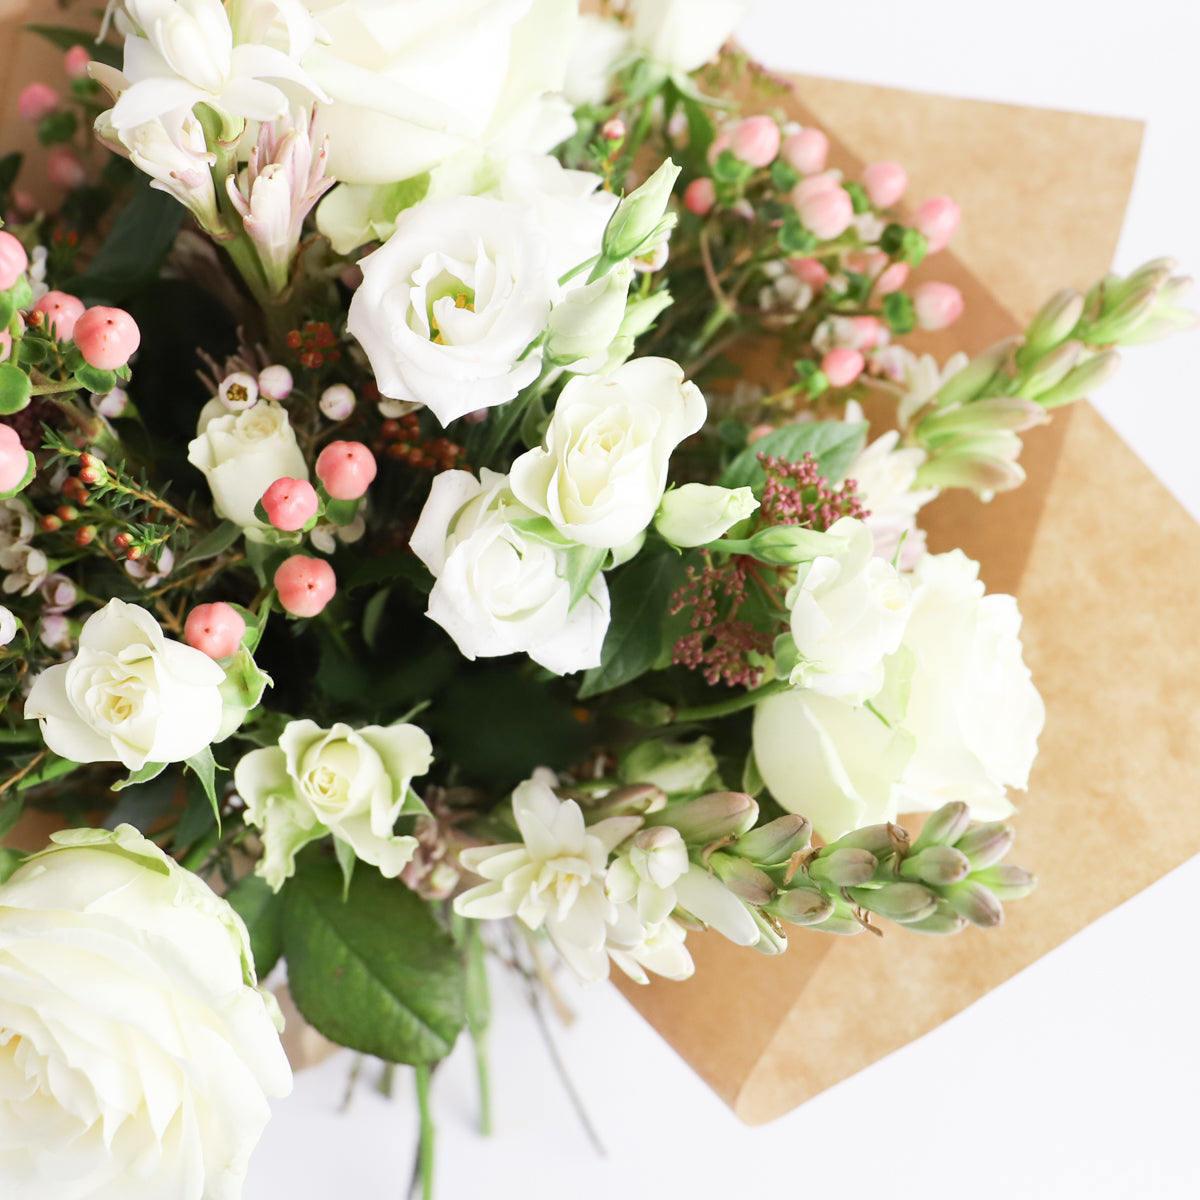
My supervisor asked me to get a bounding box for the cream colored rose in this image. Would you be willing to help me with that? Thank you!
[629,0,748,74]
[0,824,291,1200]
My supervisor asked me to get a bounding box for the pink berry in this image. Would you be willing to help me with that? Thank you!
[821,347,865,388]
[601,117,626,142]
[46,147,85,190]
[34,291,86,339]
[261,476,319,531]
[684,177,717,216]
[913,281,965,331]
[0,424,30,493]
[860,161,908,209]
[730,115,781,168]
[275,555,336,618]
[257,364,293,400]
[17,83,58,122]
[64,46,91,79]
[794,182,854,241]
[73,306,141,369]
[874,261,910,297]
[914,196,961,254]
[788,257,830,289]
[781,127,829,174]
[316,440,377,501]
[0,231,28,290]
[184,602,246,660]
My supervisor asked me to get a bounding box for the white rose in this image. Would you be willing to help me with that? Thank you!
[24,598,225,770]
[301,0,578,185]
[629,0,748,75]
[236,718,433,889]
[410,469,610,675]
[785,516,912,702]
[347,195,554,425]
[563,13,631,106]
[509,356,706,549]
[654,482,758,548]
[0,824,291,1200]
[187,398,309,538]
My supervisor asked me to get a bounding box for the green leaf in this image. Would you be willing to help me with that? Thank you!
[778,211,817,256]
[111,760,168,792]
[0,152,22,196]
[883,290,916,336]
[103,770,177,830]
[74,364,116,394]
[37,109,77,147]
[282,850,466,1064]
[25,24,122,67]
[843,180,870,214]
[17,752,77,791]
[362,586,391,651]
[769,159,800,192]
[175,770,218,848]
[175,520,241,571]
[0,792,24,840]
[578,552,688,698]
[333,836,356,902]
[0,847,25,884]
[184,746,221,831]
[225,873,285,979]
[0,363,32,415]
[719,421,867,492]
[561,542,608,609]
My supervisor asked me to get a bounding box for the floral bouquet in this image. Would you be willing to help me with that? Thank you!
[0,0,1194,1196]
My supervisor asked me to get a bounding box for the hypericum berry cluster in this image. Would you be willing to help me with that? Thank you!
[758,451,866,530]
[376,413,467,472]
[284,321,342,370]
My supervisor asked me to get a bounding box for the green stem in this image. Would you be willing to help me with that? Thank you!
[672,678,791,723]
[465,922,493,1136]
[414,1064,436,1200]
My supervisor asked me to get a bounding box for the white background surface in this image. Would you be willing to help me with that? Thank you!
[247,3,1200,1197]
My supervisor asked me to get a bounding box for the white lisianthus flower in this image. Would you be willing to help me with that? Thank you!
[235,719,433,889]
[410,469,610,675]
[0,825,291,1200]
[454,769,642,983]
[509,357,706,550]
[786,516,912,702]
[654,482,759,548]
[187,397,309,538]
[347,196,554,426]
[24,599,225,771]
[298,0,577,185]
[629,0,748,75]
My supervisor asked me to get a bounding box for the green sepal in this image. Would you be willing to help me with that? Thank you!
[111,760,168,791]
[333,836,357,902]
[184,745,221,832]
[0,449,36,498]
[74,364,116,395]
[175,520,241,571]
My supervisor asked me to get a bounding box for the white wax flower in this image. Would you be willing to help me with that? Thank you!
[629,0,748,74]
[0,825,291,1200]
[563,13,631,106]
[347,195,554,426]
[654,482,759,548]
[299,0,578,185]
[509,357,706,550]
[187,397,309,538]
[410,469,610,675]
[455,769,642,983]
[786,516,912,702]
[0,605,17,646]
[236,718,433,890]
[0,543,48,597]
[24,599,225,770]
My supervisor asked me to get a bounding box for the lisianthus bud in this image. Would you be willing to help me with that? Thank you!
[601,160,682,265]
[739,524,843,566]
[184,602,246,660]
[781,127,828,174]
[647,791,759,842]
[621,736,718,796]
[546,262,632,369]
[654,482,758,547]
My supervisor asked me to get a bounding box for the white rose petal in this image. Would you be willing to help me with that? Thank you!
[629,0,748,74]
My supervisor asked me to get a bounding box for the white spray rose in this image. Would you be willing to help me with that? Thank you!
[654,482,758,548]
[629,0,748,75]
[0,825,291,1200]
[509,356,707,550]
[24,599,225,771]
[236,718,433,889]
[410,469,610,675]
[187,398,309,538]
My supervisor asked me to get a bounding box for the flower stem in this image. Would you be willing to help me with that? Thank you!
[413,1064,436,1200]
[672,678,791,723]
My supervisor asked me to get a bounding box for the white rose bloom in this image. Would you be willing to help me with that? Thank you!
[0,824,291,1200]
[509,357,706,550]
[454,769,642,983]
[347,195,554,426]
[236,718,433,890]
[629,0,748,74]
[786,516,912,702]
[410,469,610,675]
[300,0,578,185]
[24,599,225,771]
[563,13,631,106]
[187,398,309,538]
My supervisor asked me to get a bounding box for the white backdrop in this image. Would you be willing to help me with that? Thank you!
[248,3,1200,1197]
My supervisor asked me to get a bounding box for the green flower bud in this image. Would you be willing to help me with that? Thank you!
[1034,348,1121,409]
[827,823,896,858]
[941,879,1005,928]
[1014,340,1086,399]
[646,791,759,842]
[735,523,843,565]
[972,863,1037,900]
[611,698,675,726]
[655,483,759,548]
[767,886,834,926]
[583,782,667,821]
[911,802,972,852]
[1111,257,1177,303]
[917,395,1047,444]
[915,431,1026,493]
[733,815,813,865]
[811,913,867,936]
[600,159,682,266]
[954,820,1016,869]
[1021,288,1085,360]
[1082,285,1158,344]
[545,261,632,368]
[901,902,968,935]
[620,736,718,796]
[899,844,972,886]
[748,905,789,954]
[808,847,878,888]
[931,337,1020,409]
[709,852,777,906]
[847,881,939,923]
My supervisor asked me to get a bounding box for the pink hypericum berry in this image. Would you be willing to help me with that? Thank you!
[64,46,91,79]
[788,257,830,289]
[0,423,30,493]
[33,291,85,340]
[184,602,246,660]
[601,117,626,142]
[262,476,319,531]
[17,83,58,122]
[316,440,377,500]
[821,347,866,388]
[684,177,717,216]
[914,196,961,253]
[0,230,28,290]
[73,306,141,369]
[860,161,908,209]
[794,183,854,241]
[46,147,86,190]
[275,555,336,618]
[913,281,965,331]
[731,115,781,168]
[781,127,829,174]
[874,261,910,296]
[257,364,293,400]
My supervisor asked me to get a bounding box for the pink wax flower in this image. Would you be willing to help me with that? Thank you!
[0,423,31,493]
[316,440,377,501]
[33,291,86,340]
[63,46,91,79]
[684,177,716,216]
[860,161,908,208]
[781,127,829,175]
[821,347,866,388]
[258,364,294,400]
[46,148,85,190]
[793,180,853,241]
[873,261,910,296]
[184,602,246,660]
[275,555,336,618]
[913,281,965,330]
[914,196,961,253]
[262,477,319,531]
[731,115,781,168]
[319,384,355,421]
[788,257,830,289]
[73,306,141,369]
[0,230,28,290]
[17,83,58,122]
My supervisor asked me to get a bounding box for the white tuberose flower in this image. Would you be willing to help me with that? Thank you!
[24,599,225,771]
[0,824,292,1200]
[455,769,642,983]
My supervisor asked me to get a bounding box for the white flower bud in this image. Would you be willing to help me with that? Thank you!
[654,482,758,547]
